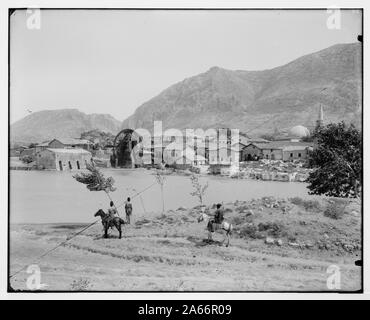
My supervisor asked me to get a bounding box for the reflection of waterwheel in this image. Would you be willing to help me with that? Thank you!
[112,129,141,168]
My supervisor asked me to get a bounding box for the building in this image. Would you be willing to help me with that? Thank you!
[35,139,65,152]
[235,134,270,161]
[131,128,240,167]
[288,125,310,140]
[241,143,263,161]
[163,142,188,165]
[281,145,310,161]
[273,125,310,142]
[242,141,313,161]
[260,144,285,160]
[59,138,93,150]
[273,105,325,143]
[35,138,93,153]
[175,149,207,169]
[241,106,325,161]
[35,148,92,170]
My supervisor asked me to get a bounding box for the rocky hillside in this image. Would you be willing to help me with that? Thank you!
[122,43,362,135]
[11,109,121,144]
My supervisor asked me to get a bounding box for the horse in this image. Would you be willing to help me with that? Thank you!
[197,211,233,247]
[94,209,126,239]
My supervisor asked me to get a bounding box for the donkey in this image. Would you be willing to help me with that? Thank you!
[197,211,233,247]
[94,209,126,239]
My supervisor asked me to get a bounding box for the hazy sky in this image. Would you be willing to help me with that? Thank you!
[10,9,362,123]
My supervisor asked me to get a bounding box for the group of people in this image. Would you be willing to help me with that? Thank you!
[106,197,133,224]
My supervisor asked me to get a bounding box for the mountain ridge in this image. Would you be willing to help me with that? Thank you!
[11,108,121,144]
[10,43,362,145]
[122,42,362,134]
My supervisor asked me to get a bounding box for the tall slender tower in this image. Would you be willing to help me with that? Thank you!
[313,104,324,150]
[316,104,324,129]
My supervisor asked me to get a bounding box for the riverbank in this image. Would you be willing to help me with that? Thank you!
[234,160,311,182]
[144,159,313,183]
[9,196,361,291]
[9,157,35,170]
[10,156,312,183]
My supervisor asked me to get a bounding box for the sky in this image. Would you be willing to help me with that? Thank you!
[10,9,362,123]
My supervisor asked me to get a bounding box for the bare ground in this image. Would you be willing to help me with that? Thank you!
[9,197,362,292]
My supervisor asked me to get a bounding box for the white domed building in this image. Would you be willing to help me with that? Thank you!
[289,125,310,140]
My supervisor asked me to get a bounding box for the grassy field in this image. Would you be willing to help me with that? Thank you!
[9,196,361,292]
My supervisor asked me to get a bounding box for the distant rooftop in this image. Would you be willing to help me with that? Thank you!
[45,148,91,154]
[247,141,313,150]
[58,138,93,145]
[282,146,311,151]
[37,138,93,147]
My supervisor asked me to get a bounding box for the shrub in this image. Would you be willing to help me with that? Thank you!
[324,200,348,220]
[289,197,304,206]
[303,200,321,212]
[258,222,286,237]
[235,204,250,213]
[239,224,258,239]
[21,155,34,164]
[289,197,321,212]
[70,278,92,291]
[231,216,244,226]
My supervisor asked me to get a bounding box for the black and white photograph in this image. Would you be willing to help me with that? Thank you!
[6,7,363,293]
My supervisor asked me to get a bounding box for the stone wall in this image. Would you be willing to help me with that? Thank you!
[36,149,92,170]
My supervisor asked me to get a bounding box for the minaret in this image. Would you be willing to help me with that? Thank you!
[316,104,324,129]
[313,104,324,150]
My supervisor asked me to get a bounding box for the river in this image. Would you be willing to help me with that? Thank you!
[10,169,318,223]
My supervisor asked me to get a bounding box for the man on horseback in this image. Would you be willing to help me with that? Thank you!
[198,204,232,247]
[94,207,125,239]
[106,201,118,227]
[208,203,224,232]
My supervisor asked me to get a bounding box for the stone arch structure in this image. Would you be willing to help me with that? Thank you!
[111,129,141,168]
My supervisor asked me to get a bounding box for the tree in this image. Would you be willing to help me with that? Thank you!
[307,122,361,198]
[21,155,34,164]
[301,135,314,142]
[189,173,208,205]
[259,134,275,141]
[154,170,166,215]
[80,129,115,148]
[73,162,119,214]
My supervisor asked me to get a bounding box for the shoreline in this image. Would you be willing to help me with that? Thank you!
[10,165,311,183]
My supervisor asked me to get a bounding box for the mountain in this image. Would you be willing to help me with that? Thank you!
[11,109,121,144]
[122,43,362,135]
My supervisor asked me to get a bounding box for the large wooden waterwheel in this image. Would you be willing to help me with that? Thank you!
[111,129,141,168]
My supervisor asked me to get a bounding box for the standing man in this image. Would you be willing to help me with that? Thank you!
[125,197,133,224]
